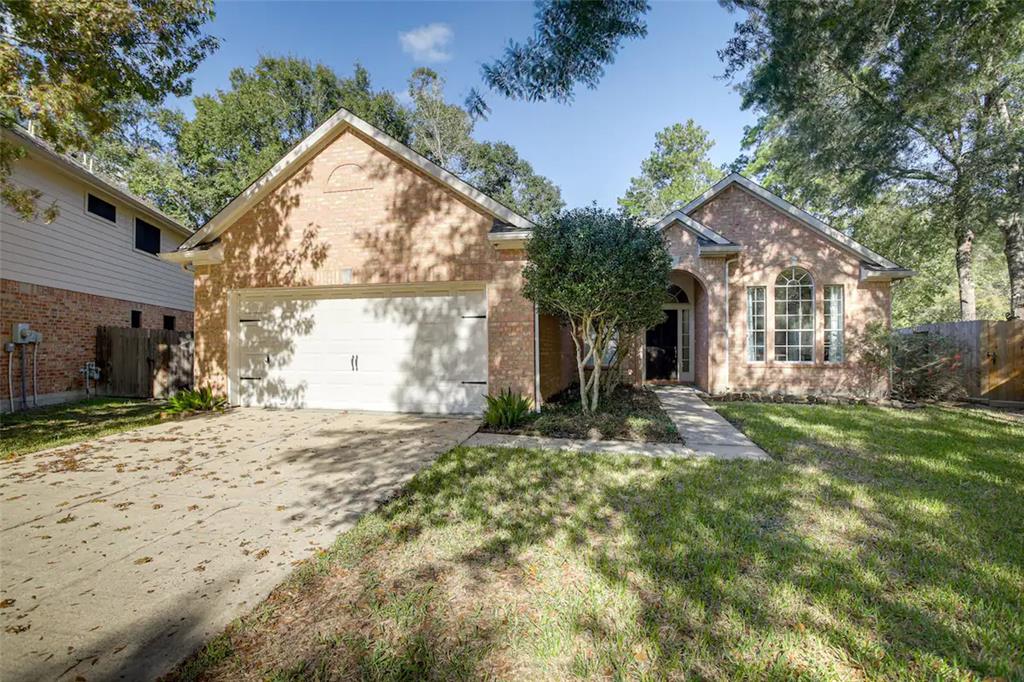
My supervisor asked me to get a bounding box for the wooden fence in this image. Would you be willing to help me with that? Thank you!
[899,320,1023,404]
[96,326,194,399]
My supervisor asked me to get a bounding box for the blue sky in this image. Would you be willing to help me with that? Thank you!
[174,1,756,209]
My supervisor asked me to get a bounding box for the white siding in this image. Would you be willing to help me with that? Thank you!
[0,157,194,311]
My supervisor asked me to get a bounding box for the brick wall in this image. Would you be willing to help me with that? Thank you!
[193,127,536,402]
[689,184,891,397]
[0,279,194,401]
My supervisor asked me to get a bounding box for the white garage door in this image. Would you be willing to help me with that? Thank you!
[234,289,488,414]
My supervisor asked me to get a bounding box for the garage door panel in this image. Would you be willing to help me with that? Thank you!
[235,289,489,413]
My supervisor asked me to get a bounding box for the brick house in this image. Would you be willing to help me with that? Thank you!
[166,107,911,414]
[1,126,194,410]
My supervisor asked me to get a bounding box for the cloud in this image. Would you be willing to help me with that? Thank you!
[399,23,453,63]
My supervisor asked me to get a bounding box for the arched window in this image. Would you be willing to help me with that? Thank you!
[774,267,814,362]
[665,284,689,304]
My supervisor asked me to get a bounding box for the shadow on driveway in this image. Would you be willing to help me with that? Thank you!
[0,408,477,680]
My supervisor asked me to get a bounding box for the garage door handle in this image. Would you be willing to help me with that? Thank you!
[354,354,359,371]
[350,355,355,371]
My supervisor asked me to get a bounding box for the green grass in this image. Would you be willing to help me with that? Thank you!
[169,404,1023,681]
[0,397,167,459]
[484,385,680,443]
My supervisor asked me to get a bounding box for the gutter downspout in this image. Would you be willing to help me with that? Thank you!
[887,279,896,399]
[723,256,739,395]
[6,345,14,412]
[533,303,541,410]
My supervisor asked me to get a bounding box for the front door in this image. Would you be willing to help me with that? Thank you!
[646,309,678,380]
[645,305,693,382]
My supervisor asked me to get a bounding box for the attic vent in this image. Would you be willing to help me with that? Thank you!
[325,163,372,193]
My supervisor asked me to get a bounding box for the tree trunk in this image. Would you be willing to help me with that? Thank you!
[995,95,1024,319]
[589,359,602,412]
[570,327,590,414]
[953,220,978,321]
[1002,211,1024,319]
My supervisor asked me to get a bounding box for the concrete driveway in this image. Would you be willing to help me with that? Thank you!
[0,408,477,681]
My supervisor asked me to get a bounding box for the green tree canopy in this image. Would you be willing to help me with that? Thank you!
[619,120,723,223]
[720,0,1024,319]
[407,68,474,168]
[479,0,650,104]
[459,141,564,226]
[523,207,671,412]
[405,69,564,224]
[1,0,218,220]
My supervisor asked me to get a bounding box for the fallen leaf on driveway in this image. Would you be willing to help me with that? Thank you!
[4,624,29,634]
[113,502,133,511]
[254,548,269,560]
[133,557,153,565]
[0,599,15,608]
[187,504,200,511]
[56,514,75,524]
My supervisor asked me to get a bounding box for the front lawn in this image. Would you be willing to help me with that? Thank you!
[0,398,167,459]
[171,404,1023,681]
[483,385,681,443]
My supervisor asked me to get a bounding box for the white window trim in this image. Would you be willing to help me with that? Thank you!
[824,284,845,364]
[746,286,766,363]
[773,267,815,364]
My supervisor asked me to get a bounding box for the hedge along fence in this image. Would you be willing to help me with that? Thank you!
[897,320,1023,404]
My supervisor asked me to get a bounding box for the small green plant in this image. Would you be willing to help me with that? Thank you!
[165,387,227,415]
[483,388,533,429]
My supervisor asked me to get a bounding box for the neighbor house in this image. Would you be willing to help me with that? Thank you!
[164,107,911,414]
[0,126,194,410]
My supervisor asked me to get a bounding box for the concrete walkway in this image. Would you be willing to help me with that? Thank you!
[652,385,769,460]
[467,388,768,462]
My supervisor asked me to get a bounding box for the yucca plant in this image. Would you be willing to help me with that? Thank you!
[483,388,533,429]
[165,387,227,415]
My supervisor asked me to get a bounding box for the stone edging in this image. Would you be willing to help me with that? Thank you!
[705,391,926,410]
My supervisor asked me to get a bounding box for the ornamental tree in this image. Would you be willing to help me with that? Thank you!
[522,207,671,413]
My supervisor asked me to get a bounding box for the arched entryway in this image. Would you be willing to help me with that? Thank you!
[644,271,708,389]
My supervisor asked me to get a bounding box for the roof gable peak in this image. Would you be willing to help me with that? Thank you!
[179,107,534,251]
[682,173,904,271]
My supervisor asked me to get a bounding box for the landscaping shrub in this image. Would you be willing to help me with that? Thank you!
[522,206,671,414]
[483,388,533,429]
[165,387,228,415]
[860,322,969,401]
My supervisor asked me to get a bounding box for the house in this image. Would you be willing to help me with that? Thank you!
[165,107,911,414]
[0,126,194,410]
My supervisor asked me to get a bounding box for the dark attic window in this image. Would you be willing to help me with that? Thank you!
[87,193,116,222]
[135,218,161,255]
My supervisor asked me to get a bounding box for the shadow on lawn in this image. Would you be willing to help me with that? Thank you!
[177,405,1023,680]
